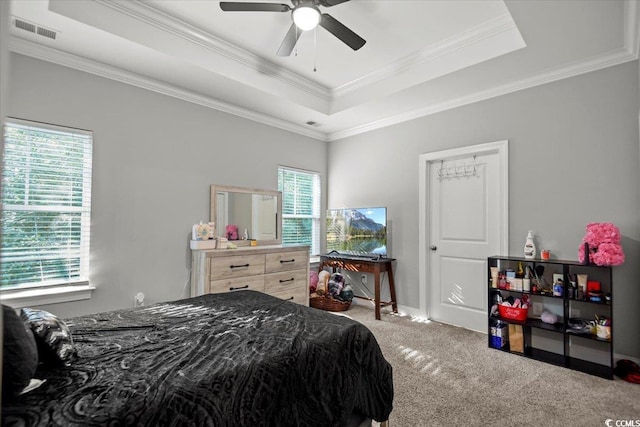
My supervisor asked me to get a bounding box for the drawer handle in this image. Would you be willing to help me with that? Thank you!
[229,285,249,291]
[230,263,250,269]
[279,277,295,284]
[280,259,295,264]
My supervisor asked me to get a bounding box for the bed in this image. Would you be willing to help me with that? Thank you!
[2,290,393,426]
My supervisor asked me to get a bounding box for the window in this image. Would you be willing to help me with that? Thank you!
[277,166,321,255]
[1,118,93,290]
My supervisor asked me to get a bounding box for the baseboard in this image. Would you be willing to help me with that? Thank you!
[395,304,426,320]
[351,300,428,321]
[614,353,640,365]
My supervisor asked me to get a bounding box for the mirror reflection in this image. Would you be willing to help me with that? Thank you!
[210,185,281,245]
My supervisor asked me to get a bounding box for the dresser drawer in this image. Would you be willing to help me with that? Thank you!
[209,275,265,294]
[265,269,307,294]
[210,254,265,280]
[266,272,309,305]
[265,250,308,273]
[269,287,308,305]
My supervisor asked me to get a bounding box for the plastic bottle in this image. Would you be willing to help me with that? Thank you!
[524,230,536,259]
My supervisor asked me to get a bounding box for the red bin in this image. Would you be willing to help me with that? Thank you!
[498,304,528,322]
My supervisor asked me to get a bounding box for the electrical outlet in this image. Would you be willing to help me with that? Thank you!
[570,308,581,318]
[532,302,543,316]
[361,275,367,285]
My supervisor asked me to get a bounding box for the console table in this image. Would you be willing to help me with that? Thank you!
[318,255,398,320]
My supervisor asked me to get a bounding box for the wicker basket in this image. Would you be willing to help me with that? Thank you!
[309,296,352,312]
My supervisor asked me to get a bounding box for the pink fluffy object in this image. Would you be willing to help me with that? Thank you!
[579,242,625,266]
[225,224,238,240]
[582,222,621,246]
[578,222,625,266]
[309,271,319,293]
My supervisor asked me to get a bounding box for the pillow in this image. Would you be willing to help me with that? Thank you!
[20,307,77,367]
[2,305,39,399]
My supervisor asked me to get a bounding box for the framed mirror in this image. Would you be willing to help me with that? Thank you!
[210,185,282,246]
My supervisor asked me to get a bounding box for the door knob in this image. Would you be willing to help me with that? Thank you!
[430,245,437,251]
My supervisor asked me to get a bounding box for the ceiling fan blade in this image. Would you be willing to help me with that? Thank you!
[277,23,302,56]
[318,0,350,7]
[319,13,365,51]
[220,2,291,12]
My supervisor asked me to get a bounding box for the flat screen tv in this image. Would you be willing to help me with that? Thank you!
[326,207,388,257]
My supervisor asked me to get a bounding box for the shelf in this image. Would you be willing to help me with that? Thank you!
[495,287,612,306]
[528,348,565,367]
[527,318,565,333]
[567,357,614,380]
[488,256,614,380]
[568,298,612,306]
[492,315,565,334]
[489,255,589,267]
[566,330,612,343]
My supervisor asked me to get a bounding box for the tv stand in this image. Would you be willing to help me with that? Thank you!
[319,254,398,320]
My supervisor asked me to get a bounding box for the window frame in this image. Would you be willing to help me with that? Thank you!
[277,166,321,256]
[0,118,95,307]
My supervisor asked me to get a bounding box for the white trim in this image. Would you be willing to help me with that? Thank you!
[418,140,509,319]
[333,13,519,97]
[93,0,331,101]
[329,47,637,141]
[614,353,640,366]
[0,283,96,309]
[9,1,639,143]
[5,116,93,135]
[9,38,329,142]
[624,0,640,58]
[395,304,425,319]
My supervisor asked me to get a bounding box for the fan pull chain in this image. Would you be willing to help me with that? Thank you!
[294,26,299,56]
[313,26,317,72]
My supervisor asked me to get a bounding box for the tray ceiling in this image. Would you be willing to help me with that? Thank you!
[7,0,639,141]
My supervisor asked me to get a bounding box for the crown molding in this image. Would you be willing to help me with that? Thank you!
[330,1,640,141]
[9,0,639,144]
[93,0,331,101]
[329,47,638,141]
[10,34,636,144]
[624,0,640,58]
[9,37,329,141]
[332,13,520,98]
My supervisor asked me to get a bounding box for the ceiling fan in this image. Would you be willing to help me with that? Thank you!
[219,0,366,56]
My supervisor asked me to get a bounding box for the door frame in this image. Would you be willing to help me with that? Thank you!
[418,140,509,320]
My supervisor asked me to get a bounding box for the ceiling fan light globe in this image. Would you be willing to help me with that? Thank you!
[293,6,320,31]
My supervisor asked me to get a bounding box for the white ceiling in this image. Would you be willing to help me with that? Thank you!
[7,0,640,141]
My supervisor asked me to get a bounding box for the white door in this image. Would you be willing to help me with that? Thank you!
[252,194,277,240]
[419,141,508,332]
[216,192,229,238]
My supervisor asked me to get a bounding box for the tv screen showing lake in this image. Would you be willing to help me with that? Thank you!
[326,207,387,256]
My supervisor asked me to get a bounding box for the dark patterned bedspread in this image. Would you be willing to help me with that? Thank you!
[2,291,393,426]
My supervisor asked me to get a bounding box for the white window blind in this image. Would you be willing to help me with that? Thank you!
[1,118,93,289]
[277,166,321,255]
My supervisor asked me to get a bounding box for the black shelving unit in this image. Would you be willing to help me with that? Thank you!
[488,256,613,379]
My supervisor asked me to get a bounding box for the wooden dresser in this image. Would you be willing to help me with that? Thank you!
[191,245,309,305]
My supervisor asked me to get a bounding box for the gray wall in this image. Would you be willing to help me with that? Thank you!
[328,61,640,358]
[6,53,327,317]
[6,52,640,358]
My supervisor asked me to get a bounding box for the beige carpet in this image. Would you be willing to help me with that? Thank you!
[345,303,640,427]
